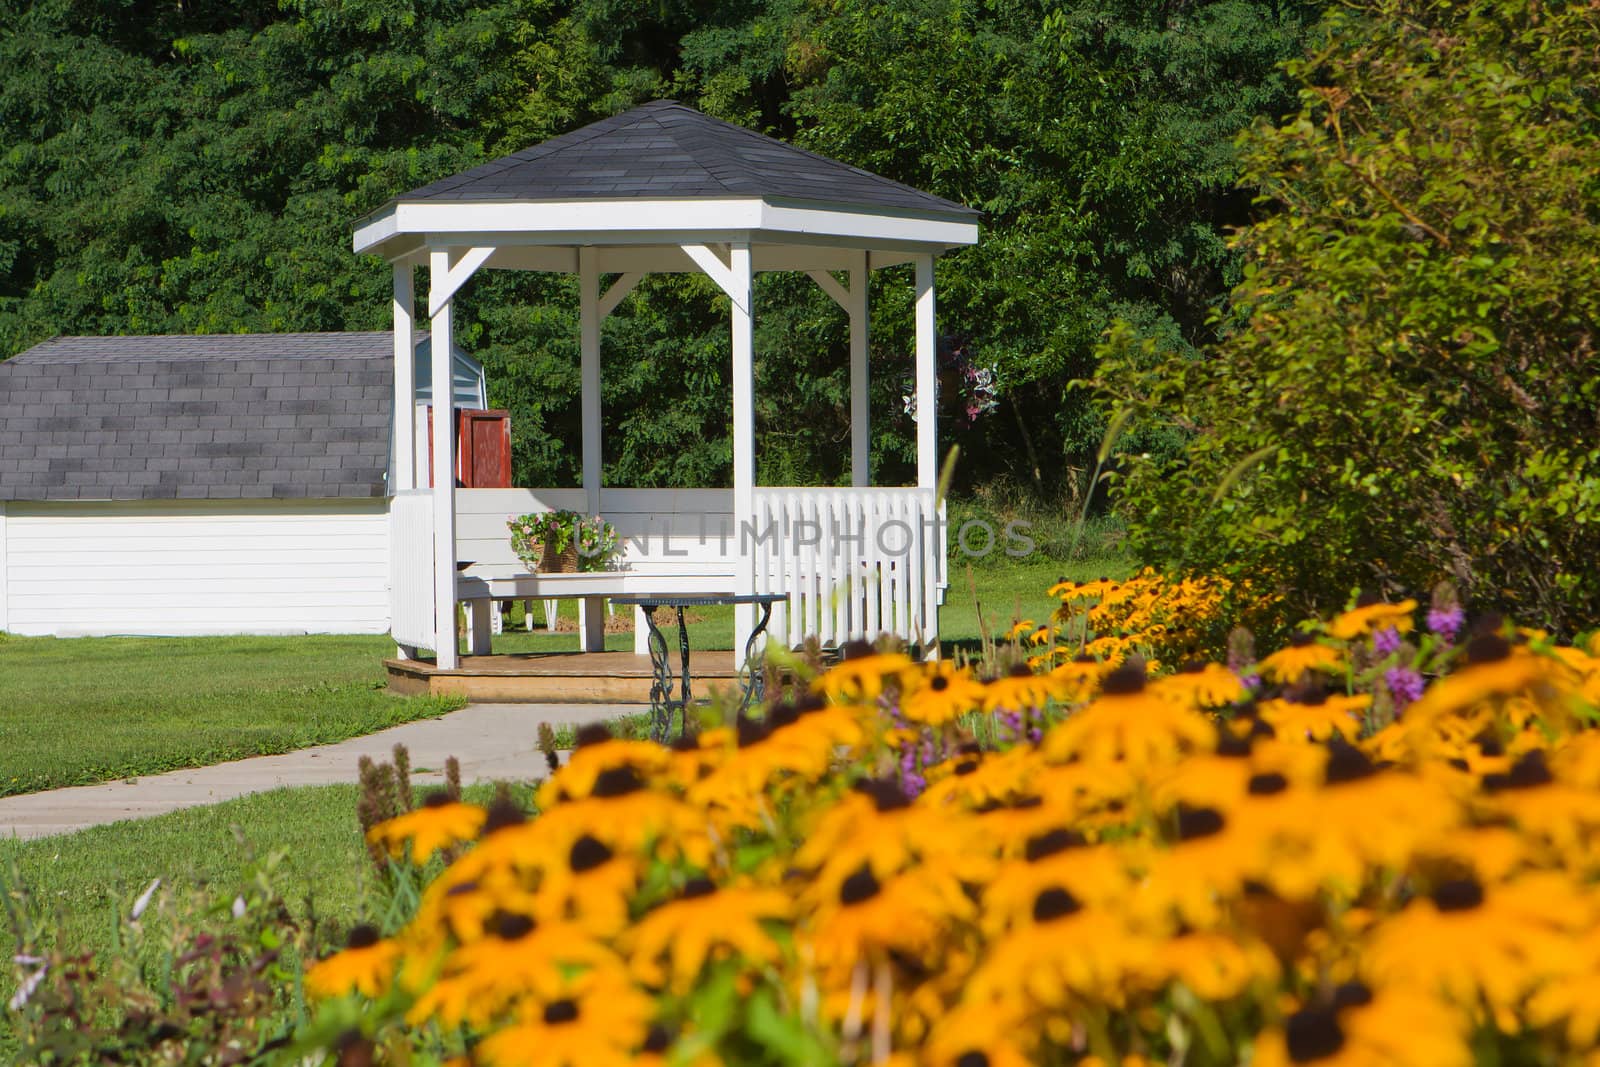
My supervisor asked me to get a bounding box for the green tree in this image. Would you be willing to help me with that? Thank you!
[1094,0,1600,630]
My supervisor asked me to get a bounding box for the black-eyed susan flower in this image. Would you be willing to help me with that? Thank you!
[304,924,401,999]
[903,661,986,725]
[626,877,790,991]
[968,885,1154,1010]
[1258,689,1371,743]
[1257,632,1344,685]
[1252,982,1469,1067]
[367,794,487,865]
[1363,874,1593,1016]
[1326,594,1418,641]
[1042,664,1215,770]
[1153,660,1246,709]
[982,663,1069,712]
[813,640,917,701]
[1408,633,1564,720]
[406,911,622,1029]
[474,971,656,1067]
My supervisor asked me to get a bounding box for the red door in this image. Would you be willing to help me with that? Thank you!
[425,407,512,487]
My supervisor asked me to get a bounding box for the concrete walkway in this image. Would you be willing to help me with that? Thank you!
[0,703,633,842]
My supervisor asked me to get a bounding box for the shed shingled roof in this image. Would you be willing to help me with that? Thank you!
[0,333,394,501]
[394,100,979,219]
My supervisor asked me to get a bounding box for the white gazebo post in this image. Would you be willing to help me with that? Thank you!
[729,244,757,656]
[429,249,461,669]
[392,265,417,492]
[849,250,871,488]
[391,263,418,660]
[914,254,938,492]
[578,246,606,652]
[914,253,940,653]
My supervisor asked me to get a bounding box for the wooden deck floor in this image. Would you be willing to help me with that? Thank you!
[386,651,740,704]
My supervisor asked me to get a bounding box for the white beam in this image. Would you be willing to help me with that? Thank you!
[729,243,757,657]
[579,247,603,521]
[391,264,416,493]
[598,271,643,319]
[355,199,979,257]
[426,245,496,317]
[849,251,871,487]
[914,254,938,491]
[681,243,748,314]
[429,249,461,669]
[805,269,850,311]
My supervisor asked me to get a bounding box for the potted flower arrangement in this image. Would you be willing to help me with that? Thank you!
[508,511,620,573]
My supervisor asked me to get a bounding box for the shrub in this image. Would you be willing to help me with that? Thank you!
[1091,0,1600,632]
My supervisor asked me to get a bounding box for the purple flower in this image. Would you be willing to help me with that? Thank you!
[1427,604,1464,644]
[1373,626,1403,657]
[1385,666,1425,708]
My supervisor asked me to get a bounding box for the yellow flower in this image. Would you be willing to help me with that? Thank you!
[805,862,954,975]
[406,912,622,1029]
[1042,664,1215,769]
[968,885,1154,1009]
[812,642,917,701]
[537,726,670,808]
[1257,632,1344,684]
[367,796,487,865]
[1139,931,1279,1001]
[304,925,401,999]
[1364,873,1593,1013]
[1326,597,1417,640]
[1258,689,1372,743]
[1409,633,1565,720]
[903,661,987,725]
[1153,660,1246,709]
[1252,983,1469,1067]
[626,878,790,991]
[982,663,1070,712]
[475,971,657,1067]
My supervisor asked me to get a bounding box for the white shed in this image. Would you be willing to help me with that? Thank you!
[0,332,482,637]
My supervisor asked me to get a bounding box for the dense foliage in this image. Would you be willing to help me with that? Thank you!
[1094,0,1600,630]
[0,0,1321,493]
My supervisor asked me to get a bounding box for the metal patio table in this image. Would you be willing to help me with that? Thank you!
[608,592,787,742]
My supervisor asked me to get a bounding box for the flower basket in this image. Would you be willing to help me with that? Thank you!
[509,510,620,573]
[538,542,580,574]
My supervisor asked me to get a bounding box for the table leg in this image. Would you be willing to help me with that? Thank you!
[578,595,606,653]
[467,600,494,656]
[676,606,692,739]
[642,605,677,743]
[738,600,775,715]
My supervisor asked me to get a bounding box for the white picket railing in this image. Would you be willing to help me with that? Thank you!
[389,485,947,654]
[390,490,436,650]
[752,487,946,649]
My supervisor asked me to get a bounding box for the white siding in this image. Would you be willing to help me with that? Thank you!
[2,499,389,637]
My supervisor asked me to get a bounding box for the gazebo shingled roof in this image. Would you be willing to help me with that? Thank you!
[391,100,979,218]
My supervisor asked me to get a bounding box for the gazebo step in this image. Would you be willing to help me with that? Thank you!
[385,651,740,704]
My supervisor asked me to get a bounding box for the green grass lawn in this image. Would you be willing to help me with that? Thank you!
[0,557,1128,799]
[0,634,462,797]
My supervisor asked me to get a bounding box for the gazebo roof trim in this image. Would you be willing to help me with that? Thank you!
[392,100,979,221]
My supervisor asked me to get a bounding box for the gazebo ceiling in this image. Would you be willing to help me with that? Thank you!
[354,101,979,270]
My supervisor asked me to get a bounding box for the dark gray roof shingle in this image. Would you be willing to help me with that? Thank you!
[396,101,979,219]
[0,334,393,501]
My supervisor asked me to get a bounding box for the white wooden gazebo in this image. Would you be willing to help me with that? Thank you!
[354,101,979,669]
